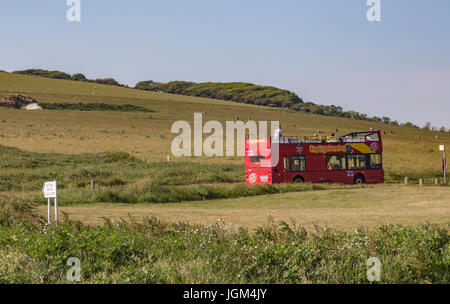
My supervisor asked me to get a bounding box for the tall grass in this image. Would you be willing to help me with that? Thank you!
[33,182,342,206]
[384,171,447,184]
[0,145,242,192]
[2,143,442,189]
[0,200,448,284]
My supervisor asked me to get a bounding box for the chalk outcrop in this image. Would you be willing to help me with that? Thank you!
[24,103,42,110]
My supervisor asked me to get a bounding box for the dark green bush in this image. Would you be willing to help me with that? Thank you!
[135,81,302,108]
[92,78,122,86]
[40,102,153,112]
[71,73,87,81]
[13,69,72,80]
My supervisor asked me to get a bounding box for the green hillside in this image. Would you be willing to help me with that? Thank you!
[8,68,425,126]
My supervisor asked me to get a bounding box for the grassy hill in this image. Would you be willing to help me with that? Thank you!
[10,68,421,125]
[0,71,449,176]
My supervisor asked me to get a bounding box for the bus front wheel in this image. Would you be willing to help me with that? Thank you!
[293,176,304,183]
[354,174,365,185]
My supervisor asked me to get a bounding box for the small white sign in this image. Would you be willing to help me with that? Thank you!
[439,145,445,152]
[43,181,57,198]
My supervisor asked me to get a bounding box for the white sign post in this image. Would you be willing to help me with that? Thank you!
[440,145,446,184]
[43,181,58,224]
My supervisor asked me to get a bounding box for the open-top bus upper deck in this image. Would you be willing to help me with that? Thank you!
[245,130,384,185]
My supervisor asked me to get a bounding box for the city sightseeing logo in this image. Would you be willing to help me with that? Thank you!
[370,142,379,152]
[309,145,348,154]
[248,173,258,184]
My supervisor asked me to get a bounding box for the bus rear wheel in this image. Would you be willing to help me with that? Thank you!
[293,176,304,183]
[354,174,365,184]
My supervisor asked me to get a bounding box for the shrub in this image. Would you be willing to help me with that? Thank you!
[40,102,153,112]
[135,81,303,108]
[71,73,87,81]
[93,78,122,86]
[13,69,72,80]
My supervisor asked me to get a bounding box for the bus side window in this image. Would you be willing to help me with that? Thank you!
[348,155,366,170]
[283,157,289,171]
[326,155,346,170]
[366,133,379,141]
[290,156,306,172]
[369,154,382,169]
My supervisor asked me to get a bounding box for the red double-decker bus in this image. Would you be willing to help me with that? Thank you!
[245,130,384,185]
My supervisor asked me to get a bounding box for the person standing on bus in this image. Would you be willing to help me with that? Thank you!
[274,125,283,139]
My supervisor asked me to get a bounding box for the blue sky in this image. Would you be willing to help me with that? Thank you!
[1,0,449,128]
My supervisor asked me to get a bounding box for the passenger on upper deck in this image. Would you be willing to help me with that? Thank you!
[274,125,283,140]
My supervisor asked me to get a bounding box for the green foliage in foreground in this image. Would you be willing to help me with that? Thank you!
[0,196,448,283]
[39,102,153,112]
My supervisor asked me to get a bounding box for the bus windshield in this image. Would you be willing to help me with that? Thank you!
[250,155,266,163]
